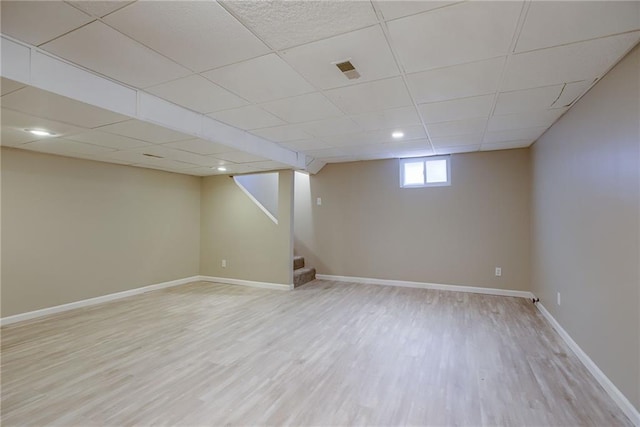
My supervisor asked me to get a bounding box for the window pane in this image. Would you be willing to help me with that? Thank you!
[425,159,447,183]
[403,161,424,186]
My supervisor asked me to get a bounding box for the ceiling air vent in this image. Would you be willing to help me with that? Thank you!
[142,153,164,159]
[335,60,360,80]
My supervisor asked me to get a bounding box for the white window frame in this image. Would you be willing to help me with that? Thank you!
[399,155,451,188]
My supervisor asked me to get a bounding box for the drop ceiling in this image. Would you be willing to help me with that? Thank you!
[1,0,639,174]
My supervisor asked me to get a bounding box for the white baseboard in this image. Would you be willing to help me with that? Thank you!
[315,274,534,299]
[198,276,293,291]
[535,303,640,426]
[0,276,200,327]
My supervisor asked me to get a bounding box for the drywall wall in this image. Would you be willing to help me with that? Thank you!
[1,147,201,317]
[200,170,293,285]
[294,149,531,290]
[531,45,640,411]
[234,172,279,221]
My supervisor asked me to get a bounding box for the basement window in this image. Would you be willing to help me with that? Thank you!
[400,156,451,188]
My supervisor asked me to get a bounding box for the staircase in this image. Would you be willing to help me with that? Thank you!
[293,255,316,288]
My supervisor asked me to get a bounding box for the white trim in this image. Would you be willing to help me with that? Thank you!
[0,276,200,327]
[232,176,278,224]
[315,274,534,299]
[535,303,640,426]
[199,276,293,291]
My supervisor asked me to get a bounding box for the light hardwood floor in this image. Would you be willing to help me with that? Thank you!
[1,280,631,426]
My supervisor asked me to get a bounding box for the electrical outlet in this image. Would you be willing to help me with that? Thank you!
[495,267,502,277]
[316,197,322,206]
[557,292,561,306]
[222,259,227,268]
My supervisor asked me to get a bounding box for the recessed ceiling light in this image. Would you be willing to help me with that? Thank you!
[217,167,227,171]
[392,131,404,139]
[26,129,55,137]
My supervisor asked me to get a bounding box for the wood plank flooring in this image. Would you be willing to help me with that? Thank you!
[1,280,632,426]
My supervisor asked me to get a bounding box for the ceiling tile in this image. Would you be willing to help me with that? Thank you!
[162,138,233,156]
[42,21,192,88]
[207,163,261,175]
[98,120,191,144]
[127,146,219,167]
[407,57,504,104]
[502,32,640,91]
[202,54,315,103]
[326,125,426,147]
[67,1,134,18]
[427,118,487,138]
[324,77,412,115]
[430,134,483,148]
[251,124,314,142]
[375,1,460,21]
[494,85,563,115]
[221,1,378,49]
[350,106,421,131]
[298,117,363,138]
[21,137,115,156]
[242,160,291,171]
[419,94,494,124]
[387,1,522,73]
[104,1,269,72]
[281,139,332,151]
[0,1,92,46]
[260,92,342,123]
[104,150,195,169]
[214,151,268,163]
[435,145,480,155]
[483,127,547,144]
[488,109,567,132]
[1,108,84,146]
[146,75,247,114]
[64,131,151,150]
[481,140,532,151]
[281,25,399,90]
[516,1,640,53]
[2,86,128,128]
[1,78,26,96]
[209,105,286,130]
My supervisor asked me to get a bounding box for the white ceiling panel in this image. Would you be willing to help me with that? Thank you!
[483,127,547,144]
[214,151,268,164]
[209,105,286,130]
[147,75,247,114]
[516,1,640,53]
[488,109,567,132]
[326,125,426,147]
[42,22,192,88]
[162,138,233,156]
[281,139,332,151]
[419,94,494,124]
[435,145,480,155]
[104,1,269,72]
[260,92,343,123]
[103,150,194,169]
[324,77,412,115]
[502,32,640,91]
[298,117,363,138]
[407,57,504,104]
[481,140,532,151]
[64,131,150,150]
[350,106,421,131]
[202,54,314,103]
[251,124,313,142]
[387,1,522,73]
[242,160,292,171]
[427,118,487,138]
[0,1,92,46]
[221,1,378,49]
[126,145,219,167]
[98,120,192,144]
[375,1,460,21]
[430,134,483,148]
[494,85,563,115]
[21,137,115,156]
[1,78,26,96]
[205,163,261,175]
[281,25,399,90]
[554,81,595,108]
[2,86,128,128]
[1,108,84,146]
[67,1,134,18]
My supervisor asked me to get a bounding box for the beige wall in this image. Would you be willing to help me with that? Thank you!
[1,147,201,317]
[294,149,531,290]
[200,170,293,285]
[531,45,640,411]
